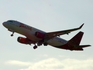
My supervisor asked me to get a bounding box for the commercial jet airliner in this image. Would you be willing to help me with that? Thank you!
[3,20,91,51]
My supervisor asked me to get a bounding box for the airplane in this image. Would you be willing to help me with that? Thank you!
[3,20,91,51]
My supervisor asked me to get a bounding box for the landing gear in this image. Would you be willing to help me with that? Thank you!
[37,39,44,46]
[33,39,48,49]
[11,32,14,36]
[43,43,48,46]
[33,45,37,49]
[11,34,13,36]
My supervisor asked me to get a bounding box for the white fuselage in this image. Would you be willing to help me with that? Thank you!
[3,20,67,47]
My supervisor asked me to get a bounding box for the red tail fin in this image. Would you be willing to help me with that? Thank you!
[59,31,90,51]
[68,31,84,45]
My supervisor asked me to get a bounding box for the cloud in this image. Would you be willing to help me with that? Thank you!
[5,58,93,70]
[5,60,32,67]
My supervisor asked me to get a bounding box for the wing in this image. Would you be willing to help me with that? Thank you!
[46,23,84,39]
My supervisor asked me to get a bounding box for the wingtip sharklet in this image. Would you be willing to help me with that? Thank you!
[79,23,84,29]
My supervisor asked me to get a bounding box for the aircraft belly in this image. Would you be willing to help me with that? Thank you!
[47,37,67,47]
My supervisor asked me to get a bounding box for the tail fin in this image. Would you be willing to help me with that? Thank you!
[60,31,91,51]
[68,31,84,45]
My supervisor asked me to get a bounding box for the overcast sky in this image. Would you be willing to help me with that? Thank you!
[0,0,93,70]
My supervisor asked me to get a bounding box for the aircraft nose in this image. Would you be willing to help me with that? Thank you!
[3,22,7,27]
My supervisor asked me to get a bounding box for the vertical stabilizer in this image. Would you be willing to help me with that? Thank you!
[68,31,84,45]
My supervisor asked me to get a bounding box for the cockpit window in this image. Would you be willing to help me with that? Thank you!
[8,20,13,22]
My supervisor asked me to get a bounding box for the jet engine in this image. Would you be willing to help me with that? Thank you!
[17,37,32,45]
[35,32,45,39]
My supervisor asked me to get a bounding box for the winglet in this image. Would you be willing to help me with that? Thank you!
[79,23,84,29]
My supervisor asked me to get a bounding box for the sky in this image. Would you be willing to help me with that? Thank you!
[0,0,93,70]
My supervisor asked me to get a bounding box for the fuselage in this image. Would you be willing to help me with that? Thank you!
[3,20,67,47]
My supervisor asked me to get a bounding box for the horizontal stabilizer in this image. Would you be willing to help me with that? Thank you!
[79,45,91,48]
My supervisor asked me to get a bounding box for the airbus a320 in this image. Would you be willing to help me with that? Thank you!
[3,20,91,51]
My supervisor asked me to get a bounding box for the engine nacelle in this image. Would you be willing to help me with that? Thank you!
[35,32,45,39]
[17,37,31,44]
